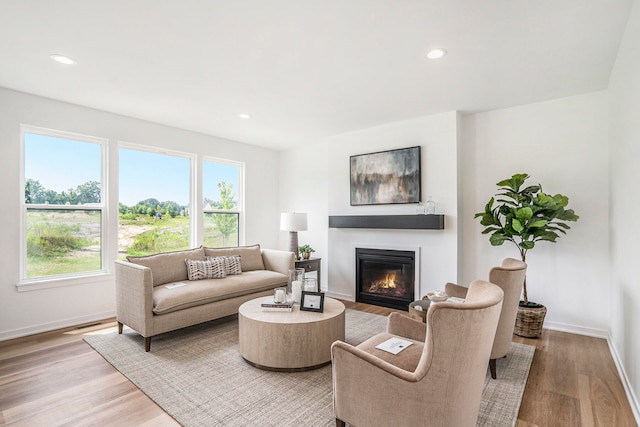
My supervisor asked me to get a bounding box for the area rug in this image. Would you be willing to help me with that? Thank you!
[85,310,534,427]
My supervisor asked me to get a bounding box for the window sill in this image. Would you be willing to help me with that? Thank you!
[16,271,114,292]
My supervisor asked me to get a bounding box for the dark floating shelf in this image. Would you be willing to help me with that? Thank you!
[328,215,445,230]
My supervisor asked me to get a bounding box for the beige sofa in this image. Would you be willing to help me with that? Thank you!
[115,244,294,351]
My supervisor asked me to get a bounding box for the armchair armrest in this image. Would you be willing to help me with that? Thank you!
[444,282,469,299]
[261,249,295,275]
[386,312,427,342]
[115,260,155,336]
[331,340,421,382]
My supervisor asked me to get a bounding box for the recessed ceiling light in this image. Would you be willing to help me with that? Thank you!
[238,113,251,119]
[50,54,77,65]
[427,48,447,60]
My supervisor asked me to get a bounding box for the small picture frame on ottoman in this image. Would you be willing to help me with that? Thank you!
[300,291,325,312]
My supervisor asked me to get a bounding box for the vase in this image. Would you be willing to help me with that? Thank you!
[288,268,305,304]
[425,196,435,214]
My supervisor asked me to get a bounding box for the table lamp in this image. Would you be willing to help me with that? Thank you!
[280,212,308,258]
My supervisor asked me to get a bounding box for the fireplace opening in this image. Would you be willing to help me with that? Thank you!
[356,248,415,310]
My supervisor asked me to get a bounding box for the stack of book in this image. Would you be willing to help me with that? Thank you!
[261,297,294,312]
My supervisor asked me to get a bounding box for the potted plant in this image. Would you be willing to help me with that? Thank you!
[474,173,579,337]
[298,244,316,259]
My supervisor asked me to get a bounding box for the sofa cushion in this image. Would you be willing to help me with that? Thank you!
[152,270,287,315]
[126,247,205,286]
[204,244,265,271]
[185,258,226,280]
[208,255,242,275]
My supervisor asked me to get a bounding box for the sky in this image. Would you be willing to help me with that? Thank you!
[25,133,239,207]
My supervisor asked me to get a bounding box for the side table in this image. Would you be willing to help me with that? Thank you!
[295,257,321,290]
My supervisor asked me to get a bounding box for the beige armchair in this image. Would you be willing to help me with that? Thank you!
[445,258,527,379]
[331,280,504,427]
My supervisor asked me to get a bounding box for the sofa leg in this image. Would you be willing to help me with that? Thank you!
[145,337,151,352]
[117,322,123,334]
[489,358,497,379]
[336,419,346,427]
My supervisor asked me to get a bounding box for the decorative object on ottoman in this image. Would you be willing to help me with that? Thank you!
[288,268,305,304]
[475,173,579,338]
[425,290,448,302]
[408,300,430,323]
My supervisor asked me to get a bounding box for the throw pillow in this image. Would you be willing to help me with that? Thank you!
[185,258,226,280]
[208,255,242,275]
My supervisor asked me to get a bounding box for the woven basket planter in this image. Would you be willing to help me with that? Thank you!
[514,303,547,338]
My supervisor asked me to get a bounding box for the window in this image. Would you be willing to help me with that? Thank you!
[203,159,242,247]
[22,126,106,280]
[118,145,192,258]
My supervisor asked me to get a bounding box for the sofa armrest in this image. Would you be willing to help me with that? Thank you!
[115,260,155,336]
[261,249,295,275]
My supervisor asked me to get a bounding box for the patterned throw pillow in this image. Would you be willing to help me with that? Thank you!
[208,255,242,275]
[185,258,226,280]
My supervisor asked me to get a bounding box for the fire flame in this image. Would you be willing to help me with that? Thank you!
[369,273,397,292]
[381,273,397,289]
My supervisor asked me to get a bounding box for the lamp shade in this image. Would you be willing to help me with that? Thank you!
[280,212,308,231]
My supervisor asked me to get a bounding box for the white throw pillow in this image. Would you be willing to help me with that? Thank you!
[208,255,242,275]
[185,258,227,280]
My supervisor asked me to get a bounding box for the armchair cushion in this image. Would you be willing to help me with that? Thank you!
[356,332,424,372]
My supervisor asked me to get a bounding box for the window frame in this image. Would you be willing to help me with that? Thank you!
[16,129,246,292]
[201,156,245,247]
[118,141,197,253]
[18,125,109,290]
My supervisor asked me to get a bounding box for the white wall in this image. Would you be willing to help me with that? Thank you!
[323,112,459,299]
[278,142,329,289]
[460,92,610,335]
[609,0,640,416]
[0,88,281,339]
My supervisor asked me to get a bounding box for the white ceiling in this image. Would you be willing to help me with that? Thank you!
[0,1,634,151]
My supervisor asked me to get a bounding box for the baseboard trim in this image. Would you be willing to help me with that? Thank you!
[607,333,640,425]
[543,320,609,339]
[325,290,353,301]
[0,310,116,341]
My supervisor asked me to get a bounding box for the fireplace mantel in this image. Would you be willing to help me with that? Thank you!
[328,215,444,230]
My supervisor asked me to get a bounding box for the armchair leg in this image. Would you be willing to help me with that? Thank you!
[336,419,346,427]
[489,358,497,379]
[117,322,123,334]
[145,337,151,352]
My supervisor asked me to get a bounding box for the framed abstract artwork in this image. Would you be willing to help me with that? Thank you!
[350,146,421,206]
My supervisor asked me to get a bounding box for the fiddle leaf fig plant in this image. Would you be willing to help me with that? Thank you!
[475,173,579,304]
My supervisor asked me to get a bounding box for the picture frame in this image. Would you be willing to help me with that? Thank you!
[300,291,325,312]
[350,146,422,206]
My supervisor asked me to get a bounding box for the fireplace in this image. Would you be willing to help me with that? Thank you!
[355,248,416,310]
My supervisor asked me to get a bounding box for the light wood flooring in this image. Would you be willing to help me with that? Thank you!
[0,301,636,426]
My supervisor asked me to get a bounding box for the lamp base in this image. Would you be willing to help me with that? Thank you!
[288,231,299,259]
